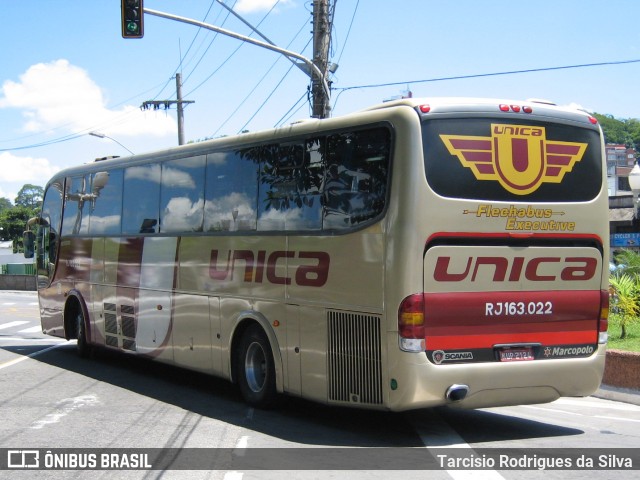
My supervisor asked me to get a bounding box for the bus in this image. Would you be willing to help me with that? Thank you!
[24,97,609,411]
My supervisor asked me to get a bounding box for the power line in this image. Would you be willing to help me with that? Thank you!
[184,1,280,98]
[212,17,311,137]
[182,1,238,86]
[152,0,226,100]
[237,61,298,133]
[5,57,639,152]
[334,58,640,94]
[274,90,309,127]
[334,0,359,67]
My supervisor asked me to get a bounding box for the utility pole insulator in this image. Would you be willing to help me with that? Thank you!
[141,73,194,145]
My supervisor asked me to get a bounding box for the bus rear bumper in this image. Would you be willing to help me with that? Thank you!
[386,343,607,411]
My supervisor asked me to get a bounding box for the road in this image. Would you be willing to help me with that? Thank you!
[0,290,638,479]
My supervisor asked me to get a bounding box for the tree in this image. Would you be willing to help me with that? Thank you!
[610,250,640,339]
[614,249,640,276]
[0,197,12,213]
[0,206,34,251]
[593,113,640,154]
[14,184,44,210]
[609,273,640,339]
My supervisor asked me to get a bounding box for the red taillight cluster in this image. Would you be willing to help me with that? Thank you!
[598,289,609,344]
[499,104,533,114]
[398,293,425,339]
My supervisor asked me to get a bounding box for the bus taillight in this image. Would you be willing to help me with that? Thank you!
[398,294,426,352]
[599,289,609,344]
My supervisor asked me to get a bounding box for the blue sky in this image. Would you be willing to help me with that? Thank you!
[1,0,639,202]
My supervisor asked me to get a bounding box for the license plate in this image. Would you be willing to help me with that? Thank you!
[498,347,535,362]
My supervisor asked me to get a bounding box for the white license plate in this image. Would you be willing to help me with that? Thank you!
[498,347,535,362]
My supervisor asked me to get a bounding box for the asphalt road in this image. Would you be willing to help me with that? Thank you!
[0,290,639,479]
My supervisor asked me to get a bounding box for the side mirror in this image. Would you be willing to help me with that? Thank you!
[23,230,35,259]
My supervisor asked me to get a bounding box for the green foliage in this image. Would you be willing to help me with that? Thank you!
[609,249,640,340]
[0,185,42,251]
[0,198,12,213]
[14,184,44,210]
[593,112,640,153]
[613,249,640,276]
[607,317,640,352]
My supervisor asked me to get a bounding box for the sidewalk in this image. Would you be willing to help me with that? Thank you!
[593,385,640,406]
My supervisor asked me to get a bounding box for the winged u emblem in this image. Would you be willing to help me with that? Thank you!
[440,124,588,195]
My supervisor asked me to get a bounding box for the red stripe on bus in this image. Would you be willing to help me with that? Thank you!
[427,330,597,350]
[424,290,599,349]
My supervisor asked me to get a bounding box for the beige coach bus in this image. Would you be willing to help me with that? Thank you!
[25,98,609,410]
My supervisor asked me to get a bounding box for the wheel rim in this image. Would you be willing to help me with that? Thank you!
[244,341,266,393]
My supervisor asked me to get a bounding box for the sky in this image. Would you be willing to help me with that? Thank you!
[1,0,639,202]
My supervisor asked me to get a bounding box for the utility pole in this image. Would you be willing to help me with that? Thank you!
[141,73,194,145]
[311,0,331,119]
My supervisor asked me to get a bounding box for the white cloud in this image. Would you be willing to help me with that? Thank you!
[0,152,59,200]
[235,0,293,14]
[0,152,59,184]
[0,59,175,138]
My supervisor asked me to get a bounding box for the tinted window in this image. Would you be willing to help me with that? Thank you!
[62,175,90,235]
[423,118,602,202]
[38,180,63,281]
[89,169,123,235]
[323,127,391,229]
[161,156,205,233]
[204,150,258,232]
[122,164,160,234]
[258,140,324,231]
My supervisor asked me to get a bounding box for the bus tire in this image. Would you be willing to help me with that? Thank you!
[75,309,91,359]
[236,324,277,408]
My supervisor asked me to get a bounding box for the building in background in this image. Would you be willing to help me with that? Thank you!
[608,144,639,252]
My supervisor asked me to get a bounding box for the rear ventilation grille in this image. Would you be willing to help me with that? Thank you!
[327,311,383,405]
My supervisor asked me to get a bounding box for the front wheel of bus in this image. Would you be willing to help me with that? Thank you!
[237,324,277,408]
[75,310,91,359]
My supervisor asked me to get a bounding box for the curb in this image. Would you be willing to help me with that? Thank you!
[593,385,640,406]
[594,349,640,405]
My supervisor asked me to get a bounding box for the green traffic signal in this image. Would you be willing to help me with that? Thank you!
[126,21,139,34]
[121,0,144,38]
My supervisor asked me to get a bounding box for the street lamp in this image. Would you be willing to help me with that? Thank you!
[628,163,640,218]
[88,131,134,155]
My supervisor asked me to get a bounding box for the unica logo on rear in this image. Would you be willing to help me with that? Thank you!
[440,124,588,195]
[425,246,601,292]
[433,255,597,283]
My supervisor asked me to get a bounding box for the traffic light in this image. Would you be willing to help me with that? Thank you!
[121,0,144,38]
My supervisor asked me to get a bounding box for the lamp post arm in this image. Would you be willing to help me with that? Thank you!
[143,8,330,101]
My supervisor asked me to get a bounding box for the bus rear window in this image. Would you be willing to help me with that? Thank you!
[422,118,602,202]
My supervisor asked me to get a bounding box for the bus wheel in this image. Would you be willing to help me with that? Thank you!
[75,310,91,358]
[237,324,277,408]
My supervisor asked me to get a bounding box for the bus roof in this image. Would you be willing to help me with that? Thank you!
[48,96,598,188]
[362,96,598,125]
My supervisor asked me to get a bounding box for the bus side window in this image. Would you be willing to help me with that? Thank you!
[89,169,123,235]
[122,164,161,235]
[204,150,258,232]
[257,141,323,232]
[62,175,91,235]
[323,127,390,229]
[160,156,206,233]
[38,180,63,285]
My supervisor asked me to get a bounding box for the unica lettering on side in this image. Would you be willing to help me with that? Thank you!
[440,124,588,195]
[209,249,330,287]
